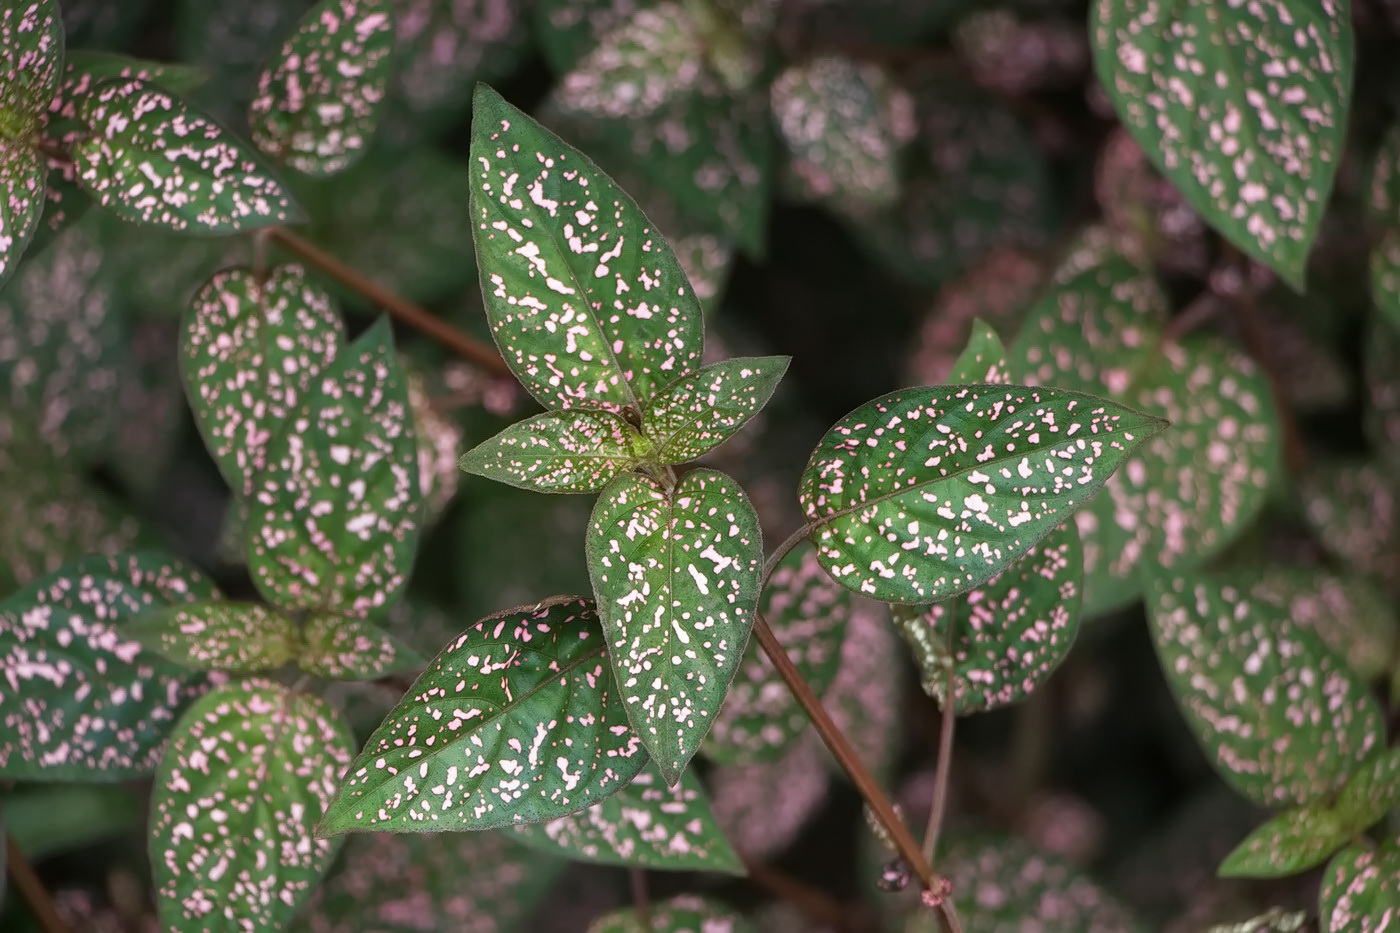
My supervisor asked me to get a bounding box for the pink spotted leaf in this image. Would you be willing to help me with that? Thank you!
[298,612,426,680]
[1321,840,1400,932]
[640,355,789,465]
[458,409,642,494]
[126,601,298,673]
[944,319,1013,386]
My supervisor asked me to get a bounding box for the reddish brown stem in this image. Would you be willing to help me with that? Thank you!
[629,866,652,930]
[6,833,69,933]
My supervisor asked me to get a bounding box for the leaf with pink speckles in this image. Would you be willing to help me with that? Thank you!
[298,612,425,680]
[47,51,206,143]
[589,895,754,933]
[1245,568,1398,684]
[798,383,1163,604]
[1370,232,1400,333]
[246,317,421,621]
[0,552,218,781]
[1091,0,1353,289]
[1335,747,1400,833]
[1320,840,1400,932]
[512,763,744,874]
[127,601,298,673]
[586,468,763,785]
[0,143,47,291]
[532,0,646,73]
[0,0,62,287]
[458,409,641,493]
[946,319,1013,386]
[705,541,850,765]
[1301,461,1400,587]
[72,78,303,233]
[470,86,706,413]
[319,596,647,834]
[249,0,396,177]
[181,265,346,499]
[641,355,789,465]
[710,734,830,859]
[1147,571,1384,808]
[150,678,353,931]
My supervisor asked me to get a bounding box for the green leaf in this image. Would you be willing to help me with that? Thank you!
[47,51,207,143]
[512,763,744,874]
[0,141,45,290]
[1147,571,1384,807]
[176,0,316,120]
[73,78,302,233]
[893,519,1082,714]
[706,541,851,764]
[320,596,647,834]
[946,319,1013,385]
[640,356,790,465]
[1206,908,1308,933]
[1321,841,1400,932]
[0,552,217,781]
[1219,805,1351,878]
[247,318,421,620]
[533,0,639,74]
[1365,315,1400,468]
[1336,747,1400,831]
[127,601,298,672]
[150,678,353,932]
[3,784,142,860]
[1368,124,1400,225]
[798,383,1165,604]
[587,468,763,784]
[589,895,754,933]
[298,613,425,680]
[459,409,641,494]
[249,0,396,177]
[0,0,62,119]
[469,84,705,414]
[180,264,347,499]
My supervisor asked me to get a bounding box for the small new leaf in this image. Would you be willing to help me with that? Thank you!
[589,895,754,933]
[459,409,641,494]
[128,601,297,673]
[298,613,425,680]
[641,355,790,464]
[1218,805,1351,878]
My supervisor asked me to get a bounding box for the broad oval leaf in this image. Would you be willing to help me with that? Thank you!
[554,2,705,120]
[127,601,297,673]
[249,0,396,177]
[1091,0,1353,288]
[0,552,216,781]
[469,84,705,413]
[640,355,790,465]
[586,468,763,785]
[512,763,743,874]
[798,384,1164,603]
[320,596,647,834]
[151,678,353,932]
[247,317,421,620]
[893,519,1082,714]
[73,78,302,233]
[1147,571,1384,807]
[181,264,346,498]
[459,409,641,494]
[298,613,425,680]
[589,895,753,933]
[1321,841,1400,933]
[1218,805,1351,878]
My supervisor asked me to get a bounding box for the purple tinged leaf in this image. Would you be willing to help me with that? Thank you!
[640,355,789,464]
[298,613,426,680]
[1321,840,1400,932]
[127,601,297,673]
[150,678,353,931]
[1244,568,1398,684]
[1301,460,1400,586]
[459,409,642,494]
[406,366,464,522]
[588,894,753,933]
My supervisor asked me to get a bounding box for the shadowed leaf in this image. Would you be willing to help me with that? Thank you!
[589,895,753,933]
[128,602,297,673]
[298,613,425,680]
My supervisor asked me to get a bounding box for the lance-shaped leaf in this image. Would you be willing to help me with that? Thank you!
[298,613,425,680]
[946,319,1013,385]
[513,763,744,874]
[0,552,216,781]
[0,143,45,291]
[1147,571,1384,808]
[72,78,302,233]
[150,678,353,931]
[640,356,789,465]
[1219,806,1351,878]
[798,383,1164,604]
[247,318,420,620]
[1322,841,1400,932]
[47,52,206,143]
[893,519,1082,714]
[459,409,641,494]
[587,468,763,785]
[469,84,705,413]
[320,597,647,834]
[127,601,297,673]
[706,541,850,764]
[1091,0,1353,289]
[249,0,396,176]
[589,895,754,933]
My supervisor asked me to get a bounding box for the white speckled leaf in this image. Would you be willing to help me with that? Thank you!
[641,355,789,465]
[946,319,1013,386]
[320,596,647,833]
[1321,841,1400,932]
[1218,805,1350,878]
[706,541,851,764]
[893,519,1082,715]
[586,468,762,785]
[512,763,743,874]
[1301,461,1400,585]
[469,84,705,414]
[247,317,421,620]
[298,612,425,680]
[127,601,297,673]
[1091,0,1353,289]
[249,0,396,177]
[181,264,346,498]
[151,678,353,932]
[0,552,216,781]
[73,78,302,233]
[588,895,753,933]
[459,409,641,494]
[0,139,46,290]
[798,384,1164,604]
[1245,568,1398,684]
[1147,571,1384,807]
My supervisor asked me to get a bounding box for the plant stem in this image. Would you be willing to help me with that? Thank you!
[759,524,813,593]
[921,633,958,866]
[265,227,513,380]
[740,853,854,932]
[629,866,652,930]
[6,833,69,933]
